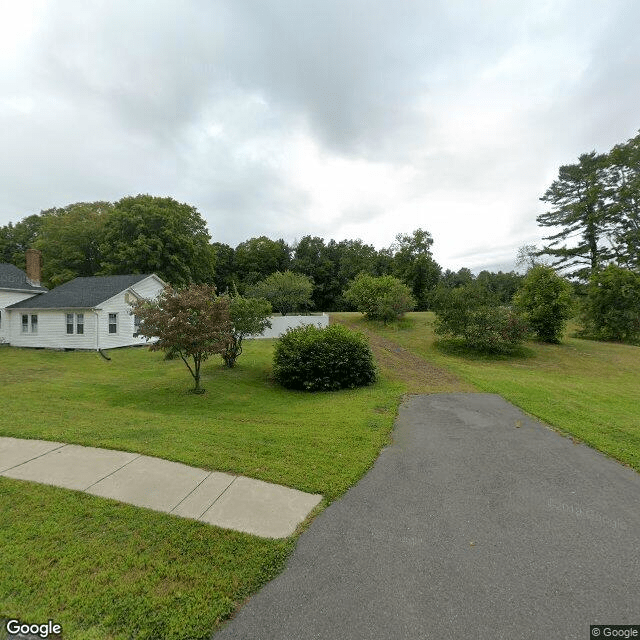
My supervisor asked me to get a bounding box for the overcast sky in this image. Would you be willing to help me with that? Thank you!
[1,1,639,272]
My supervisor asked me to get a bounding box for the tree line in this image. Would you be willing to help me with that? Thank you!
[0,194,522,311]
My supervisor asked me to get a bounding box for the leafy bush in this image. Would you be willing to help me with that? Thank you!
[432,284,529,354]
[343,273,415,322]
[460,306,530,353]
[513,265,573,343]
[273,324,376,391]
[580,265,640,343]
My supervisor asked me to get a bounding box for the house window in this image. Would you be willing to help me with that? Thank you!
[21,314,38,333]
[133,314,140,337]
[108,313,118,334]
[66,313,86,334]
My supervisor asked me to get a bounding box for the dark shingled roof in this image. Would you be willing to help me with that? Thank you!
[7,274,152,309]
[0,263,48,293]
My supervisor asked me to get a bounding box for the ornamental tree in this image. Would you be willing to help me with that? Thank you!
[131,284,231,393]
[221,293,272,368]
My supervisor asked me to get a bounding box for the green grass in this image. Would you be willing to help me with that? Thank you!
[0,341,403,639]
[335,312,640,474]
[0,342,401,499]
[0,480,293,640]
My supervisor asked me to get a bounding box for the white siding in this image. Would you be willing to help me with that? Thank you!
[95,275,165,349]
[7,309,96,349]
[129,275,167,299]
[0,291,42,342]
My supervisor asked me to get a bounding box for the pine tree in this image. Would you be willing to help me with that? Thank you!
[606,132,640,271]
[537,152,611,280]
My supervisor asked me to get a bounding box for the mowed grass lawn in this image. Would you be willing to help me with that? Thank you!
[334,312,640,474]
[0,340,403,640]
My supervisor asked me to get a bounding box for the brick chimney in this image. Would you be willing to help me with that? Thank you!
[25,248,42,287]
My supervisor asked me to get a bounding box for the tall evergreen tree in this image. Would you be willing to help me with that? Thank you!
[606,132,640,271]
[537,152,611,280]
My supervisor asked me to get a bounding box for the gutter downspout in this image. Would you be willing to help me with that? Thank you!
[93,308,111,361]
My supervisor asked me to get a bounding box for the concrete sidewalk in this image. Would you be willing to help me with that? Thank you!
[0,437,321,538]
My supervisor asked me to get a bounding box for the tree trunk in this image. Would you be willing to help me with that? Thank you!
[193,355,204,393]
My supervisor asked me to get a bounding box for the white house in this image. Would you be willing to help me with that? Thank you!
[1,250,165,350]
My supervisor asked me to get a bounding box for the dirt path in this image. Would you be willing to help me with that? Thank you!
[331,316,474,394]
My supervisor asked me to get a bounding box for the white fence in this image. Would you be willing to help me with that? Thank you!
[248,314,329,339]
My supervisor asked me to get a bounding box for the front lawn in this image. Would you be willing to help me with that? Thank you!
[0,341,402,639]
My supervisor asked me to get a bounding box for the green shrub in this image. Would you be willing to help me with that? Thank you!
[461,306,530,353]
[580,264,640,343]
[343,273,415,322]
[433,284,529,354]
[273,324,376,391]
[513,265,573,343]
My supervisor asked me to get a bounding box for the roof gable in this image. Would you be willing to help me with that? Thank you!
[0,263,48,293]
[7,274,152,309]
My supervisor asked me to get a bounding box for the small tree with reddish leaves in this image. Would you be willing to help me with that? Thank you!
[131,284,231,393]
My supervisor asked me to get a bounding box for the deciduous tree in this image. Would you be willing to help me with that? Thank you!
[581,265,640,343]
[34,202,111,287]
[221,293,272,368]
[514,265,573,343]
[344,273,415,322]
[391,229,441,309]
[249,270,313,316]
[100,195,216,285]
[131,284,231,393]
[234,236,290,288]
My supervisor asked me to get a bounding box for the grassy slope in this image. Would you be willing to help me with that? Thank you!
[335,312,640,473]
[0,341,402,639]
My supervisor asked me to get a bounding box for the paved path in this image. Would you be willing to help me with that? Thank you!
[0,437,321,538]
[215,393,640,640]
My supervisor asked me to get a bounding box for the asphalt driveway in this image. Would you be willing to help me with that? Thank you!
[215,393,640,640]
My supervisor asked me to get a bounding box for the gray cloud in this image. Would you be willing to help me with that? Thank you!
[1,0,639,270]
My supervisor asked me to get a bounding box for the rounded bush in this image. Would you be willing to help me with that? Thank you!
[273,324,377,391]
